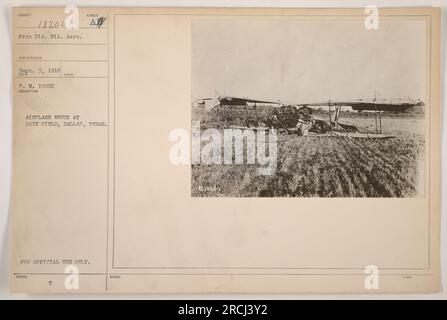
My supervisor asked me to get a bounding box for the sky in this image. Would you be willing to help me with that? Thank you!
[192,18,427,104]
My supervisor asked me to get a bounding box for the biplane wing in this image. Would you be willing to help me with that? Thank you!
[198,95,424,112]
[301,98,425,112]
[216,96,281,105]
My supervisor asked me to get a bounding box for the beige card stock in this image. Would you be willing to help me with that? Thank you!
[11,7,441,293]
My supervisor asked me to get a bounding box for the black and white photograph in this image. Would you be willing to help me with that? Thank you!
[192,18,427,198]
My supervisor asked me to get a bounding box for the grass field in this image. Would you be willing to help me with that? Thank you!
[191,115,425,198]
